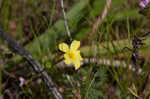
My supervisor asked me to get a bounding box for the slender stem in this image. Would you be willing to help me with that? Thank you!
[89,0,111,37]
[60,0,72,42]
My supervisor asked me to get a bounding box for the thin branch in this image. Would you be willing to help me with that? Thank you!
[57,58,143,74]
[89,0,112,37]
[60,0,72,42]
[0,28,63,99]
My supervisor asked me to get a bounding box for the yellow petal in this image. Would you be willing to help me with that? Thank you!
[74,51,82,60]
[70,40,80,50]
[59,43,69,52]
[64,54,72,64]
[76,51,83,61]
[73,56,82,70]
[74,61,81,70]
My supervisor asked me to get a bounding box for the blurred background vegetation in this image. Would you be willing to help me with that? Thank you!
[1,0,150,98]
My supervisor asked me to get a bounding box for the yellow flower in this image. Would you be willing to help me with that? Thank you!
[59,40,83,70]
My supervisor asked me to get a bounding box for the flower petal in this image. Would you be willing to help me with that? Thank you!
[139,0,150,8]
[59,43,69,52]
[70,40,80,50]
[74,61,81,70]
[139,2,145,8]
[64,54,72,64]
[73,55,82,70]
[76,51,83,61]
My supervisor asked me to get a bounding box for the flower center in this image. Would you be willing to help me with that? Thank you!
[68,50,75,59]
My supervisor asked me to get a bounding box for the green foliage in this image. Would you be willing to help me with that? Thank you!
[1,0,150,98]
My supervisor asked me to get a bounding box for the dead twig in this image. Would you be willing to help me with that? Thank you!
[60,0,72,42]
[93,0,111,32]
[89,0,111,38]
[57,58,143,74]
[0,28,63,99]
